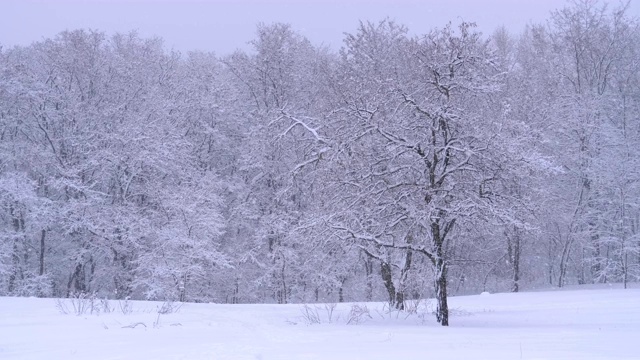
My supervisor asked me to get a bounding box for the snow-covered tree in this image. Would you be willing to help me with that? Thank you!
[321,20,527,325]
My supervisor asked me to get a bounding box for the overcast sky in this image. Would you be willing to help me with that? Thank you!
[2,0,639,55]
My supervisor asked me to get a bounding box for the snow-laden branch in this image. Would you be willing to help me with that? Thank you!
[277,112,328,144]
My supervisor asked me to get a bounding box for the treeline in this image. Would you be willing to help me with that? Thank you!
[1,1,639,325]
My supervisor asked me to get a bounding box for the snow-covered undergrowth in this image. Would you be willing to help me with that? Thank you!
[1,284,638,359]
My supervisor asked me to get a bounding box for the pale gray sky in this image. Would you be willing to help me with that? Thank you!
[1,0,639,55]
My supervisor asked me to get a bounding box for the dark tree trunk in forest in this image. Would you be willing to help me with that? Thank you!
[395,292,405,310]
[364,257,373,301]
[558,237,572,288]
[9,206,26,293]
[338,276,346,303]
[39,230,46,276]
[507,229,521,292]
[591,231,602,283]
[380,261,396,307]
[9,243,20,293]
[512,256,520,293]
[431,220,451,326]
[394,249,413,311]
[434,257,449,326]
[67,263,86,296]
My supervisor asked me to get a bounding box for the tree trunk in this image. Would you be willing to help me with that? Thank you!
[434,257,449,326]
[558,236,573,288]
[67,263,86,296]
[507,229,521,292]
[364,257,373,301]
[280,259,288,304]
[590,231,602,283]
[623,252,628,289]
[432,221,449,326]
[8,242,19,293]
[338,276,346,303]
[395,249,413,310]
[380,261,396,307]
[39,230,46,276]
[512,250,520,293]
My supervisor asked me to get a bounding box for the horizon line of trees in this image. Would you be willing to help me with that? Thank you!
[1,0,639,325]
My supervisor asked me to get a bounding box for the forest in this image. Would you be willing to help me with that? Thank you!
[0,1,638,326]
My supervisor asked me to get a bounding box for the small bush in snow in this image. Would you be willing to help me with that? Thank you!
[54,298,70,315]
[100,298,113,314]
[157,300,182,315]
[55,292,102,316]
[323,302,338,323]
[299,303,340,325]
[300,304,322,325]
[118,297,133,315]
[404,299,422,315]
[346,304,371,325]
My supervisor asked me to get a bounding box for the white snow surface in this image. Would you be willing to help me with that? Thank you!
[1,285,638,359]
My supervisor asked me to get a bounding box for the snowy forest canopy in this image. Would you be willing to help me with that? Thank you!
[1,1,639,325]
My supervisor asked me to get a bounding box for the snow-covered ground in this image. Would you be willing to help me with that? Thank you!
[1,284,638,359]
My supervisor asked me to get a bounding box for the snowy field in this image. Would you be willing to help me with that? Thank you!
[1,285,638,360]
